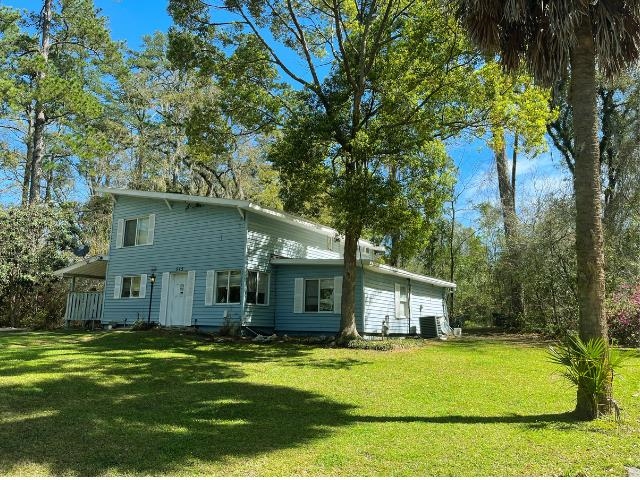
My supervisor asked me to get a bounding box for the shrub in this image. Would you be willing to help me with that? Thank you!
[345,339,420,351]
[218,317,241,336]
[0,204,80,329]
[131,320,156,331]
[607,284,640,347]
[549,334,626,418]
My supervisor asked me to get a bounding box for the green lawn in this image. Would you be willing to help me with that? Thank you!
[0,331,638,476]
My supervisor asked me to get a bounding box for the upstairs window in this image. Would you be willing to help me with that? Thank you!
[216,270,241,304]
[124,217,148,246]
[120,215,154,247]
[246,271,269,305]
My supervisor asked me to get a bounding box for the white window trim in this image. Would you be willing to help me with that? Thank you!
[246,270,270,306]
[213,269,242,305]
[304,277,335,314]
[122,215,154,247]
[120,274,144,299]
[395,282,409,319]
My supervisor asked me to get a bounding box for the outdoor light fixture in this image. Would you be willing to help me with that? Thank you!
[147,272,156,325]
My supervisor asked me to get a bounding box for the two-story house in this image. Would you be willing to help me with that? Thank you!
[56,187,455,336]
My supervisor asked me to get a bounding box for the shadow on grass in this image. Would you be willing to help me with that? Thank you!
[354,411,580,429]
[0,331,367,475]
[0,331,586,475]
[0,330,368,377]
[446,334,553,349]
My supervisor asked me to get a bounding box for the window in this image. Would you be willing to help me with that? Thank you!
[396,283,409,318]
[305,278,334,312]
[121,275,142,298]
[216,270,241,303]
[246,271,269,305]
[124,216,150,246]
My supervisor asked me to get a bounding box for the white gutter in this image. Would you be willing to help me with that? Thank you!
[371,264,456,289]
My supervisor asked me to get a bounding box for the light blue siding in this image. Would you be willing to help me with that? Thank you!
[246,212,342,268]
[244,213,342,328]
[273,265,363,334]
[102,196,247,327]
[101,194,447,336]
[363,270,446,335]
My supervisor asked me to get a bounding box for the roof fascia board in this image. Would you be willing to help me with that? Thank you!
[53,255,109,277]
[96,187,249,209]
[270,258,454,288]
[270,258,351,266]
[366,263,456,289]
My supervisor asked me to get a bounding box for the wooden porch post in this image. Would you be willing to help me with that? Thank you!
[65,276,76,329]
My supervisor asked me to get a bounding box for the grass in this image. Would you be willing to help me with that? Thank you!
[0,330,638,476]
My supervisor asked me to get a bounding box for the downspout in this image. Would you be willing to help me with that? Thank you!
[443,288,451,323]
[240,208,248,329]
[407,278,412,336]
[358,244,366,335]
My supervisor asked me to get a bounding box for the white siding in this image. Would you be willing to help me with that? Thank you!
[410,281,446,320]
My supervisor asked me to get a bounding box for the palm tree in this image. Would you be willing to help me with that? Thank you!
[456,1,640,418]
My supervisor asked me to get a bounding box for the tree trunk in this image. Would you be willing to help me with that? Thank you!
[570,14,608,419]
[44,166,53,202]
[22,115,34,206]
[338,224,362,343]
[495,142,524,323]
[448,198,455,319]
[29,0,53,205]
[388,165,400,267]
[388,232,400,267]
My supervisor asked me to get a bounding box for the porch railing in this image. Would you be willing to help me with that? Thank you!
[65,292,103,322]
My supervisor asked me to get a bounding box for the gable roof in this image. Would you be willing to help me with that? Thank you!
[270,258,456,289]
[96,187,385,251]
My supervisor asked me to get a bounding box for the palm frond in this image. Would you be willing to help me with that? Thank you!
[457,0,640,84]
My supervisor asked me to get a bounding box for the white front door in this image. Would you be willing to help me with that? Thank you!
[168,272,188,326]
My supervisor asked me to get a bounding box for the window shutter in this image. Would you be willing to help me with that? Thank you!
[293,278,304,313]
[139,274,147,299]
[394,283,401,318]
[333,276,343,314]
[205,270,215,306]
[159,272,170,325]
[147,214,155,245]
[113,276,122,299]
[116,219,124,248]
[184,271,196,325]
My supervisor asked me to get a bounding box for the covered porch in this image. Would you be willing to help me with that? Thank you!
[54,255,108,328]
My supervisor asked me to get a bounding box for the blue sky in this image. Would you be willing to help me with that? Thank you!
[1,0,174,50]
[1,0,571,223]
